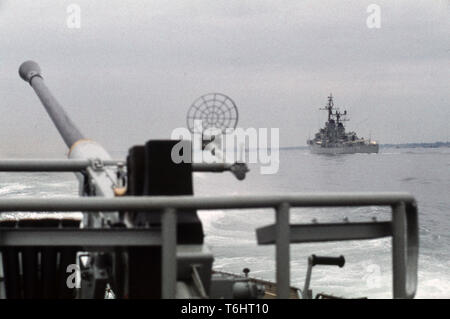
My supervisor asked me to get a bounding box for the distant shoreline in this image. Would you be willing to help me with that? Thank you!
[279,141,450,151]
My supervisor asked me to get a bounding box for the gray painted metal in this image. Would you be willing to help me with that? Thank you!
[162,208,177,299]
[275,203,290,299]
[0,229,161,247]
[0,159,122,172]
[302,257,313,299]
[19,61,84,148]
[0,190,418,298]
[254,200,417,299]
[257,221,392,244]
[0,192,415,211]
[177,245,214,295]
[19,60,120,226]
[392,202,418,299]
[309,143,379,155]
[393,203,407,298]
[0,159,234,173]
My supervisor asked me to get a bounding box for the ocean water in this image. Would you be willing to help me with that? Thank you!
[0,147,448,298]
[194,147,450,299]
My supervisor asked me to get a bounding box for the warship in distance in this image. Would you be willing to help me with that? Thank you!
[307,94,379,154]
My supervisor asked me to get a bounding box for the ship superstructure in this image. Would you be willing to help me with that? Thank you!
[307,94,378,154]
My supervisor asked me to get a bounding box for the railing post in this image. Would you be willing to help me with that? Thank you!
[276,202,290,299]
[162,207,177,299]
[392,202,407,298]
[302,256,313,299]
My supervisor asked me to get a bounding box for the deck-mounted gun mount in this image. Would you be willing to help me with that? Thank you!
[0,61,418,299]
[9,61,256,299]
[19,61,121,228]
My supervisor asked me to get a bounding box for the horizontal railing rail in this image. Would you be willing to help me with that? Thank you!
[0,192,415,210]
[0,192,418,299]
[0,159,236,174]
[0,159,121,171]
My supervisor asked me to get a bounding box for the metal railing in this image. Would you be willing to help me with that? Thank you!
[0,192,418,299]
[0,159,238,173]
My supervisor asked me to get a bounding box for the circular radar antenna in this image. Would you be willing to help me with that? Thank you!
[187,93,238,135]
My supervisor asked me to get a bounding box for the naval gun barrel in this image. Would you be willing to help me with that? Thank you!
[19,61,84,148]
[19,61,111,162]
[19,61,117,208]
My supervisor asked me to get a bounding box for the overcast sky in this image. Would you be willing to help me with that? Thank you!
[0,0,449,156]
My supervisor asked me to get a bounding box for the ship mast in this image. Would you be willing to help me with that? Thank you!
[319,93,334,121]
[334,109,348,125]
[319,93,349,125]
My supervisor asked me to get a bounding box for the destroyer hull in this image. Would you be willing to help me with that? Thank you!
[309,143,379,154]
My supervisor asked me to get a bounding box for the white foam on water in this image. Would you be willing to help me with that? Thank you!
[0,184,31,194]
[0,178,80,221]
[416,277,450,298]
[198,210,226,231]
